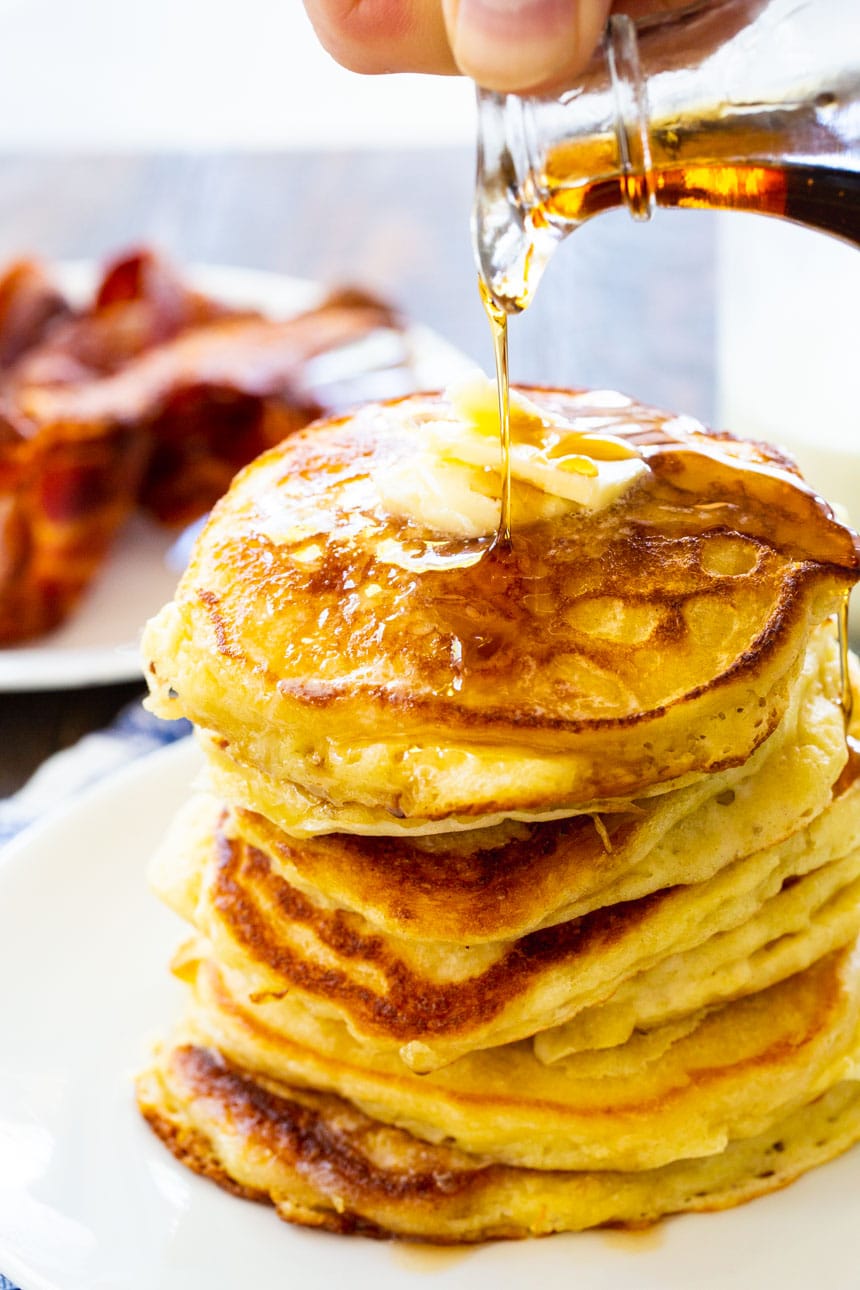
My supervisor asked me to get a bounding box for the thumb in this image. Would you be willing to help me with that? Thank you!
[442,0,613,93]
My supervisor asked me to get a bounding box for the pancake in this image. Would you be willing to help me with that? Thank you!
[536,855,860,1061]
[153,622,846,947]
[138,1049,860,1242]
[142,387,860,836]
[150,768,860,1070]
[169,940,860,1172]
[139,383,860,1240]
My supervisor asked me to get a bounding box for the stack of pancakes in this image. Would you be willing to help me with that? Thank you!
[139,386,860,1241]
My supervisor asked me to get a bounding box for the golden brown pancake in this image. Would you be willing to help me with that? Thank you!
[536,844,860,1061]
[152,623,846,947]
[171,941,860,1172]
[142,388,860,836]
[150,769,860,1070]
[138,1047,860,1242]
[139,384,860,1240]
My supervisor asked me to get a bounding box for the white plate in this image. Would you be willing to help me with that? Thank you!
[0,263,473,692]
[0,739,858,1290]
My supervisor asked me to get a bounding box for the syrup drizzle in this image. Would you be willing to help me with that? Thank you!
[479,279,512,548]
[837,590,853,727]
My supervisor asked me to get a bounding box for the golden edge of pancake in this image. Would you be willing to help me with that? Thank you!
[208,622,845,943]
[166,939,860,1173]
[137,1049,860,1243]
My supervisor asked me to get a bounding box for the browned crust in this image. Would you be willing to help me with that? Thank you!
[139,1099,269,1205]
[140,1045,498,1239]
[237,803,636,939]
[141,1103,389,1237]
[210,824,674,1041]
[201,947,850,1121]
[217,722,853,941]
[181,384,860,742]
[137,1044,860,1243]
[208,797,860,1048]
[172,1044,494,1201]
[144,386,860,819]
[195,559,841,743]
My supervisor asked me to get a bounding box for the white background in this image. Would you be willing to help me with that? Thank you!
[0,0,474,149]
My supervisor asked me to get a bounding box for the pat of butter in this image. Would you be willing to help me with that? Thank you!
[374,374,647,539]
[375,452,500,539]
[444,372,647,507]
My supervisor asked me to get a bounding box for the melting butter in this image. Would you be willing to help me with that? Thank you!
[374,452,500,539]
[374,373,648,538]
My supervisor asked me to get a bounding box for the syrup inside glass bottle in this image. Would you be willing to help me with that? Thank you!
[474,0,860,314]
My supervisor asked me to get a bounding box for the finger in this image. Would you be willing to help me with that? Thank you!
[442,0,614,93]
[302,0,458,75]
[613,0,704,18]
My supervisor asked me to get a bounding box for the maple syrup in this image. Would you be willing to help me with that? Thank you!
[390,1242,477,1273]
[479,280,513,547]
[838,591,854,726]
[475,1,860,312]
[480,153,860,316]
[598,1221,667,1252]
[832,735,860,798]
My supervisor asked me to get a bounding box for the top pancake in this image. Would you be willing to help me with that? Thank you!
[143,387,860,835]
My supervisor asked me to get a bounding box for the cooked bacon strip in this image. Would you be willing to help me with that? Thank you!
[0,251,411,642]
[8,248,238,388]
[12,301,402,427]
[0,423,151,642]
[0,260,72,371]
[10,298,407,526]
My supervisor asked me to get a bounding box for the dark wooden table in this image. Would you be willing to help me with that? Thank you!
[0,150,718,797]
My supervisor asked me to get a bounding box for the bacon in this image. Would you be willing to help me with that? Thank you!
[0,250,411,643]
[7,248,237,388]
[0,259,73,371]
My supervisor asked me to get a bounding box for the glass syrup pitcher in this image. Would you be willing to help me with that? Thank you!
[474,0,860,313]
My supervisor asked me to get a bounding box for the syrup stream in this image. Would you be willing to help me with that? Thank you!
[479,280,513,548]
[838,591,854,727]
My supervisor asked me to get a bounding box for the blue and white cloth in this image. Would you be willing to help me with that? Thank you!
[0,701,190,849]
[0,700,190,1290]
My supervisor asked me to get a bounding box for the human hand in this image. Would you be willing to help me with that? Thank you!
[302,1,682,94]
